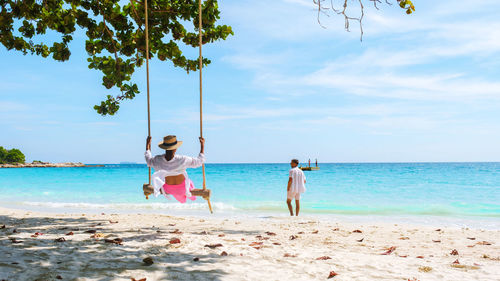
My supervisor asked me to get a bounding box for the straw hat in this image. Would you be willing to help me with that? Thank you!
[158,135,183,150]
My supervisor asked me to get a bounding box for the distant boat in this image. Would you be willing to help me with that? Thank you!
[300,166,320,171]
[300,158,320,171]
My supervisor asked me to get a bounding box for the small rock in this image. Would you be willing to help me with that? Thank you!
[290,235,298,240]
[328,271,338,279]
[204,243,223,249]
[352,230,362,233]
[220,251,228,256]
[143,257,154,266]
[450,249,459,255]
[169,238,181,244]
[452,259,460,264]
[55,237,66,242]
[316,256,332,260]
[56,275,63,279]
[193,257,200,262]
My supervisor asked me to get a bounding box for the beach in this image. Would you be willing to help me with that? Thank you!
[1,206,499,281]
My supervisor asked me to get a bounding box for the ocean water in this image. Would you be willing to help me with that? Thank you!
[1,162,499,227]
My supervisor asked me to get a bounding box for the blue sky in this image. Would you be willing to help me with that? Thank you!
[1,0,500,163]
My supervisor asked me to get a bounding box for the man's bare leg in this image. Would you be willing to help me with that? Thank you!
[295,200,300,216]
[286,199,294,216]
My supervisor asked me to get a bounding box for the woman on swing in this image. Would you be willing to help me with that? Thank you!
[144,135,205,203]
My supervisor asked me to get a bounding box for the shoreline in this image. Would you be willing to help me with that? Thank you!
[0,206,499,280]
[0,162,87,168]
[3,202,500,230]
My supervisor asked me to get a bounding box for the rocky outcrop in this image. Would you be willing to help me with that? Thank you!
[0,162,86,168]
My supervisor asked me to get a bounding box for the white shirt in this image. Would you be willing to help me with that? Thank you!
[145,150,205,199]
[289,167,306,194]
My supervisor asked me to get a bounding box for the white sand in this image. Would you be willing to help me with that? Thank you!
[1,207,499,281]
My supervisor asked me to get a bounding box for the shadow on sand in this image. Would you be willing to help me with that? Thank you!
[0,214,236,281]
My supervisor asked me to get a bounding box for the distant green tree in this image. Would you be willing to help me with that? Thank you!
[5,148,26,164]
[0,0,233,116]
[0,146,7,164]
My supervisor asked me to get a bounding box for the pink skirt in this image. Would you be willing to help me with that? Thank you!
[163,180,196,203]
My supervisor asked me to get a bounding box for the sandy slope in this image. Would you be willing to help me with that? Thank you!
[1,207,499,281]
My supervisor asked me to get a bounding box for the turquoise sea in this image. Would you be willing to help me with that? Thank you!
[1,162,499,228]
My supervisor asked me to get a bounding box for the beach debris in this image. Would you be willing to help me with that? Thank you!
[432,240,441,243]
[218,234,225,237]
[273,242,281,245]
[169,229,183,234]
[55,237,66,242]
[482,254,490,259]
[435,229,441,231]
[312,230,319,234]
[101,213,105,215]
[169,238,181,244]
[265,231,276,236]
[1,225,5,229]
[56,275,63,279]
[327,271,338,279]
[467,245,475,248]
[352,230,363,233]
[193,257,200,262]
[255,235,269,241]
[249,242,263,246]
[450,264,480,270]
[416,256,424,259]
[142,257,154,266]
[476,241,492,245]
[200,231,209,235]
[31,232,44,237]
[241,238,245,241]
[450,249,459,255]
[356,238,364,242]
[452,259,460,264]
[168,223,176,226]
[332,228,340,231]
[131,278,146,281]
[297,231,305,234]
[104,238,123,245]
[109,220,119,224]
[84,230,97,234]
[316,256,332,260]
[418,266,433,272]
[399,255,408,258]
[290,235,298,240]
[204,243,223,249]
[91,233,106,239]
[284,253,297,258]
[13,229,17,233]
[65,231,74,236]
[381,246,396,255]
[11,262,19,264]
[9,238,22,244]
[220,251,228,256]
[407,278,419,281]
[399,237,410,240]
[467,237,476,240]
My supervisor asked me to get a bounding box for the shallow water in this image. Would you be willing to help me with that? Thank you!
[1,162,499,227]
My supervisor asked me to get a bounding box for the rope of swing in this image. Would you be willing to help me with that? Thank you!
[145,0,151,186]
[144,0,210,206]
[198,0,207,192]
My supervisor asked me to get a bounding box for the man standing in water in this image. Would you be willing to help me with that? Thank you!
[287,159,306,216]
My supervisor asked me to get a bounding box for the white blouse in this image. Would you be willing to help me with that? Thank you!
[145,150,205,199]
